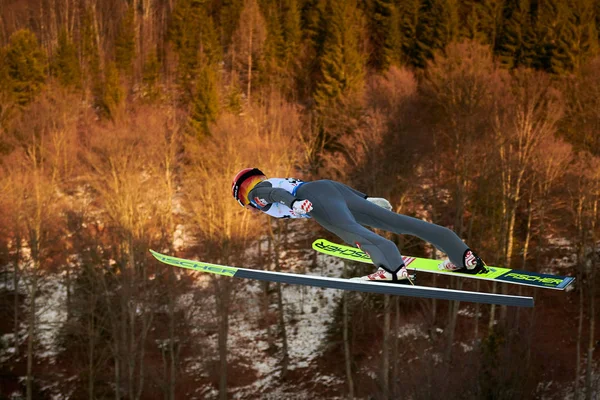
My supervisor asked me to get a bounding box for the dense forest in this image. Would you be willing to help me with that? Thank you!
[0,0,599,399]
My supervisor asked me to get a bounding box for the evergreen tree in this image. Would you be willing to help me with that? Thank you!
[367,0,398,70]
[115,6,136,74]
[3,29,47,105]
[553,0,598,73]
[387,4,403,66]
[189,66,219,138]
[397,0,422,66]
[170,0,221,100]
[220,0,245,49]
[283,0,302,64]
[262,1,286,75]
[52,29,81,89]
[98,61,123,119]
[477,0,504,49]
[460,0,494,43]
[413,0,459,68]
[313,0,365,108]
[496,0,537,69]
[303,0,329,56]
[81,8,102,95]
[225,76,243,114]
[597,0,600,42]
[142,51,161,100]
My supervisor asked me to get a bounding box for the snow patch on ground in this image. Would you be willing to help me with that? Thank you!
[396,323,427,339]
[200,246,346,398]
[36,274,68,361]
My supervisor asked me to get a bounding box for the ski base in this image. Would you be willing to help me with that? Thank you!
[150,250,534,308]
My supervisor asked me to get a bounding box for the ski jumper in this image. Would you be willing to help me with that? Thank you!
[248,179,471,273]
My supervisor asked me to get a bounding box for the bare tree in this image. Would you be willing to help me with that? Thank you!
[342,264,354,399]
[83,109,174,400]
[422,40,501,358]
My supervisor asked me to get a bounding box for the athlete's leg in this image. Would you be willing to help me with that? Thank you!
[297,181,404,273]
[337,184,470,268]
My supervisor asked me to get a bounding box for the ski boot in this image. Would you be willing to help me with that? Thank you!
[438,250,488,275]
[351,265,415,285]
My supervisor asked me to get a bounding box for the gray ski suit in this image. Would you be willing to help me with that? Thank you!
[248,179,470,274]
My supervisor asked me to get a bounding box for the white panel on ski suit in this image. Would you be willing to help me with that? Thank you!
[250,178,311,219]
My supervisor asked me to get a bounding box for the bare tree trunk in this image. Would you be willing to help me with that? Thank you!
[115,356,121,400]
[391,296,400,397]
[382,295,390,399]
[500,207,518,321]
[576,274,584,400]
[88,308,96,400]
[264,237,274,349]
[246,5,253,105]
[575,196,585,399]
[431,248,437,326]
[128,236,137,400]
[445,279,462,365]
[167,268,177,400]
[276,282,289,378]
[342,272,354,399]
[217,280,231,400]
[272,221,289,378]
[13,235,20,356]
[475,280,480,338]
[585,198,597,400]
[65,261,71,321]
[26,265,38,400]
[517,190,534,324]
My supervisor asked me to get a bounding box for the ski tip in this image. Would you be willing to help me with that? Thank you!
[149,249,161,259]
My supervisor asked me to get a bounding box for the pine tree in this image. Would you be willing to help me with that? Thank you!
[169,0,221,98]
[413,0,459,68]
[542,0,599,73]
[80,8,102,95]
[387,4,403,66]
[98,61,123,119]
[367,0,398,70]
[313,0,365,108]
[283,0,302,64]
[397,0,422,66]
[496,0,536,69]
[225,77,243,114]
[571,0,599,71]
[142,51,160,100]
[189,66,219,138]
[477,0,504,49]
[262,1,286,75]
[460,0,494,43]
[115,6,136,74]
[52,29,81,89]
[4,29,47,105]
[596,0,600,42]
[303,0,329,55]
[220,0,245,49]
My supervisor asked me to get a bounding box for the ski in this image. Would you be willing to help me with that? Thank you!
[312,239,575,290]
[149,249,534,308]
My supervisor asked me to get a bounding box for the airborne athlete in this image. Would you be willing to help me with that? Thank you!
[231,168,487,283]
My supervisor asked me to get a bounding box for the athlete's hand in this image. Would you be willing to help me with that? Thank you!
[292,199,313,215]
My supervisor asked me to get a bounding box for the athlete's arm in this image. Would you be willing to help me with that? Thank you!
[248,181,297,208]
